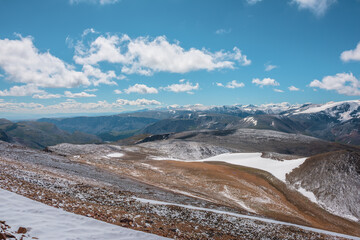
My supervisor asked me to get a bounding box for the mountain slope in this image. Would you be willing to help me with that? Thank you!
[0,120,101,149]
[287,150,360,222]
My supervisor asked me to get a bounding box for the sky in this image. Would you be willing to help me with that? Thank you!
[0,0,360,119]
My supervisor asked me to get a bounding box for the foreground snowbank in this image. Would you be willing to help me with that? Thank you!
[0,188,168,240]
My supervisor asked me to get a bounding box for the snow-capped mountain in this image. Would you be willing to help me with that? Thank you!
[290,100,360,122]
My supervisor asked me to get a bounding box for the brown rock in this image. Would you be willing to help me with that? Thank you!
[5,233,15,238]
[119,218,133,225]
[0,233,6,240]
[17,227,27,234]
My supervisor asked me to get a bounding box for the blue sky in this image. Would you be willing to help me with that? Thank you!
[0,0,360,119]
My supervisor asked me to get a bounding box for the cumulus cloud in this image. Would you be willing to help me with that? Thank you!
[82,64,119,86]
[84,88,98,92]
[32,93,62,99]
[64,91,96,98]
[74,34,251,75]
[69,0,119,5]
[309,72,360,96]
[252,78,280,87]
[162,80,199,94]
[288,86,300,91]
[217,80,245,89]
[0,84,44,97]
[292,0,336,16]
[274,89,284,93]
[116,98,161,106]
[340,42,360,62]
[265,64,277,71]
[0,36,91,88]
[124,84,158,94]
[114,89,122,94]
[0,98,162,115]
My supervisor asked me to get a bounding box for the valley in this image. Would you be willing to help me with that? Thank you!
[1,100,360,239]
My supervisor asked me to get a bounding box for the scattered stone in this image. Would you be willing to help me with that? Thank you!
[119,218,133,225]
[17,227,27,234]
[5,232,15,238]
[0,233,6,240]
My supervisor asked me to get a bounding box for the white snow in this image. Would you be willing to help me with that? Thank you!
[0,188,168,240]
[243,117,258,126]
[197,153,307,182]
[294,100,360,121]
[133,197,360,240]
[151,152,306,182]
[296,186,318,203]
[106,152,124,158]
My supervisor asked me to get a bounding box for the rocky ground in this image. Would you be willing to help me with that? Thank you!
[1,140,359,239]
[0,221,32,240]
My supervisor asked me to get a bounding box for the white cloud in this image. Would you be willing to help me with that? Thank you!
[0,98,163,115]
[340,42,360,62]
[74,35,128,65]
[69,0,119,5]
[82,64,118,86]
[292,0,336,16]
[265,64,277,71]
[74,34,251,75]
[64,91,96,98]
[0,84,44,97]
[252,78,280,87]
[0,36,91,88]
[217,80,245,89]
[114,89,122,94]
[162,80,199,93]
[84,88,98,92]
[274,89,284,93]
[116,98,161,106]
[124,84,158,94]
[215,29,231,35]
[82,28,97,37]
[309,72,360,96]
[247,0,262,4]
[288,86,300,91]
[32,93,62,99]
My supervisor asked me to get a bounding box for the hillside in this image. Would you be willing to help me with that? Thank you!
[287,150,360,222]
[0,119,101,149]
[36,100,360,146]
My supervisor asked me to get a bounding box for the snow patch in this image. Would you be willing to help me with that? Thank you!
[296,186,318,203]
[243,117,258,126]
[0,188,168,240]
[106,152,124,158]
[198,153,307,182]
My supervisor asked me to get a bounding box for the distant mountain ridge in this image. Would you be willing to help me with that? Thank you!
[0,119,101,149]
[33,100,360,145]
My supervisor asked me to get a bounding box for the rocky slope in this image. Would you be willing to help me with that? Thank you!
[287,150,360,222]
[3,140,358,239]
